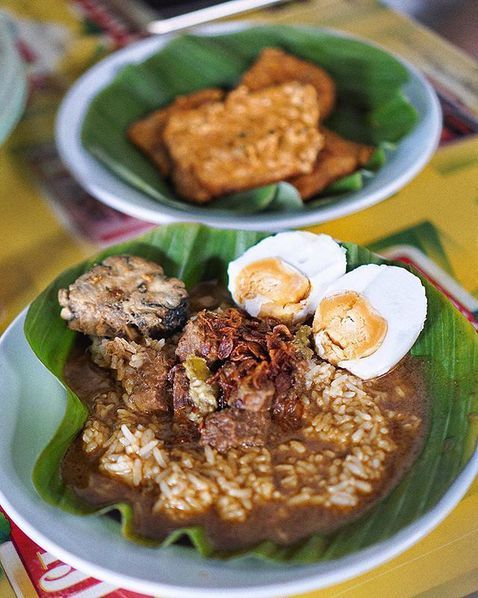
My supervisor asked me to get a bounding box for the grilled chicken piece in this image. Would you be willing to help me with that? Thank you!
[200,408,271,452]
[240,47,336,120]
[127,88,225,177]
[290,129,374,200]
[163,82,323,203]
[90,337,175,414]
[58,255,188,339]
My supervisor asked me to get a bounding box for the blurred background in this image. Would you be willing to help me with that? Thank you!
[384,0,477,57]
[76,0,478,57]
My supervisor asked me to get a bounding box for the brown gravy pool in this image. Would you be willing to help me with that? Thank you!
[61,338,429,551]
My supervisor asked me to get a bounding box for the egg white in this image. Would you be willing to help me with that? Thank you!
[314,264,427,379]
[227,232,347,322]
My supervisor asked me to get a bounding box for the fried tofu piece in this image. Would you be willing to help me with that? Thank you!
[240,48,336,120]
[127,88,225,176]
[290,129,374,200]
[163,82,324,203]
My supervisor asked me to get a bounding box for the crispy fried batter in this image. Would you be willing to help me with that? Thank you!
[241,48,336,120]
[163,83,323,203]
[290,129,374,200]
[58,255,189,339]
[127,88,225,176]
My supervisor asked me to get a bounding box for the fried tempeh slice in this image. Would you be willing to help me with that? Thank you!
[289,129,374,200]
[240,47,336,120]
[127,88,225,176]
[163,82,324,203]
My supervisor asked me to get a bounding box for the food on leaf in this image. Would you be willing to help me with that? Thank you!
[58,255,189,339]
[313,264,427,379]
[227,232,346,323]
[162,82,323,203]
[240,47,336,119]
[126,47,385,206]
[28,229,436,553]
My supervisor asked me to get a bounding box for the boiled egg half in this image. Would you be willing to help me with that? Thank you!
[227,232,346,323]
[313,264,427,379]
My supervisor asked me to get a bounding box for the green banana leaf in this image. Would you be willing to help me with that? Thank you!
[0,513,10,544]
[24,223,478,562]
[81,25,416,215]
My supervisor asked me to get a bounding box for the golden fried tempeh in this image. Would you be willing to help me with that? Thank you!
[240,48,336,120]
[163,83,324,203]
[127,88,225,176]
[290,129,374,200]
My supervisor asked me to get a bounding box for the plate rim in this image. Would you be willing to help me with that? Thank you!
[1,308,477,597]
[0,13,27,145]
[55,22,442,231]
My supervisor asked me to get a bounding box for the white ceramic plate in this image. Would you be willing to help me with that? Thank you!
[55,24,441,231]
[1,310,477,597]
[0,13,27,145]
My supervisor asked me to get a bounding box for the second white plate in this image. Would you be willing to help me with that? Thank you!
[55,23,441,231]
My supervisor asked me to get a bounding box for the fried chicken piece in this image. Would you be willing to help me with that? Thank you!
[90,337,175,414]
[241,47,336,120]
[200,409,271,452]
[127,88,225,176]
[290,129,375,200]
[58,255,189,339]
[163,82,323,203]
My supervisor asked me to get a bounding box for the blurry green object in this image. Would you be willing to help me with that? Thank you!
[0,513,10,543]
[0,13,27,146]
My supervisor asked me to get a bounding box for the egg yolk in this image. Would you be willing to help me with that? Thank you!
[235,257,310,321]
[313,291,387,363]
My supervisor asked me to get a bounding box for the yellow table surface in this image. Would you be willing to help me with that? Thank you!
[0,1,477,596]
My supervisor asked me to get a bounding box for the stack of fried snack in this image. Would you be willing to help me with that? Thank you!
[128,48,374,204]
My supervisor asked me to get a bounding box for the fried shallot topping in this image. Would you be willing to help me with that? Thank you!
[178,308,306,431]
